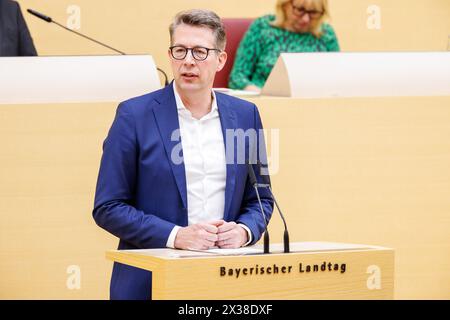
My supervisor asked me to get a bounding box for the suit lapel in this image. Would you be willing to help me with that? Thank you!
[216,93,237,221]
[152,83,188,210]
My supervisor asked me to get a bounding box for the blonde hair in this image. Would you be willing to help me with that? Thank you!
[271,0,330,37]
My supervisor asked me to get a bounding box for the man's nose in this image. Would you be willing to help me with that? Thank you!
[183,50,196,64]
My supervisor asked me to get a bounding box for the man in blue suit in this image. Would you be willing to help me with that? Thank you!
[93,9,273,300]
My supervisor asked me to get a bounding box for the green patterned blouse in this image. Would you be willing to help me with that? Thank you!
[228,15,340,89]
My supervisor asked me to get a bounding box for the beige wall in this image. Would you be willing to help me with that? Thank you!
[17,0,450,81]
[0,103,118,299]
[253,96,450,300]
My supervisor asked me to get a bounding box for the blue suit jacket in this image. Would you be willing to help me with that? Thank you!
[93,83,273,300]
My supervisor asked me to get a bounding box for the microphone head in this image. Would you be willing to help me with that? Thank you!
[27,9,52,23]
[246,160,258,186]
[257,160,270,185]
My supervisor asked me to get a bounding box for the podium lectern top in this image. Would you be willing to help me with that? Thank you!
[106,242,394,300]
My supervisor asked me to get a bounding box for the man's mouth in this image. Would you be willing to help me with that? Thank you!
[181,72,199,79]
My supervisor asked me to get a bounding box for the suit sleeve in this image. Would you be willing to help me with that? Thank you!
[15,2,37,56]
[236,105,274,244]
[92,102,176,249]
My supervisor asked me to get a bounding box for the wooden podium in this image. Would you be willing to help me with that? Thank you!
[106,242,394,300]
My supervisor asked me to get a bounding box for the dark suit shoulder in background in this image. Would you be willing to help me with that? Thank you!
[0,0,38,56]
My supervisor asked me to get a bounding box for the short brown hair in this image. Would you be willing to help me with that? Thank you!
[169,9,227,51]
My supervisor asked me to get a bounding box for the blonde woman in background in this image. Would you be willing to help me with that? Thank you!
[229,0,340,92]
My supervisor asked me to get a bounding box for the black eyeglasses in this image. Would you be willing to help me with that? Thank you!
[169,46,221,61]
[290,1,324,19]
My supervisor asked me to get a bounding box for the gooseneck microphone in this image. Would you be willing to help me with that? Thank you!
[27,9,125,54]
[258,160,290,253]
[27,8,169,86]
[27,9,52,22]
[247,161,270,254]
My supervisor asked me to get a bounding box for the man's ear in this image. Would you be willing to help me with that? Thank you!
[216,51,228,72]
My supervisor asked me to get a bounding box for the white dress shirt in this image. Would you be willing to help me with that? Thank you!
[166,85,251,248]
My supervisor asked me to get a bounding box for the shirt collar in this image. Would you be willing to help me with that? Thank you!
[173,83,218,116]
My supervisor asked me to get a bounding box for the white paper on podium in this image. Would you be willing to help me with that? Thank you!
[213,88,261,97]
[177,241,376,258]
[121,242,382,259]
